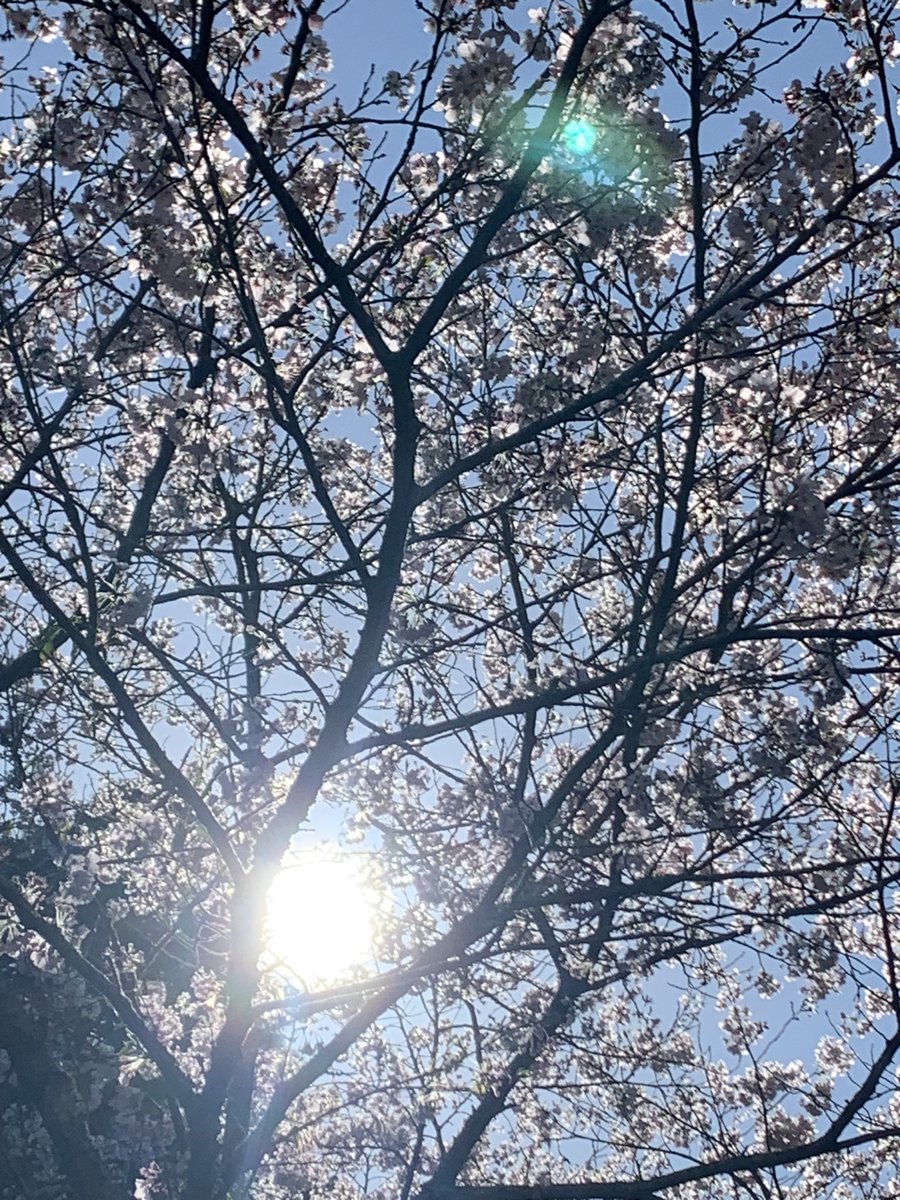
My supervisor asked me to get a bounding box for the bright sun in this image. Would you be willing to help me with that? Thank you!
[264,850,379,986]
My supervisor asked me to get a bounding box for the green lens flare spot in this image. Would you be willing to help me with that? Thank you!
[562,120,598,157]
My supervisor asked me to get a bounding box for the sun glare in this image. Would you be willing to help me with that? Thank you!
[265,851,379,986]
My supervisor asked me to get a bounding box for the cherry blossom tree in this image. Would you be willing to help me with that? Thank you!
[2,0,900,1197]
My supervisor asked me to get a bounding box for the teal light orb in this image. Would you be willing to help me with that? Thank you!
[563,119,598,157]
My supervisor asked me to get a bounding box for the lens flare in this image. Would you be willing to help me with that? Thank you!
[563,119,598,157]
